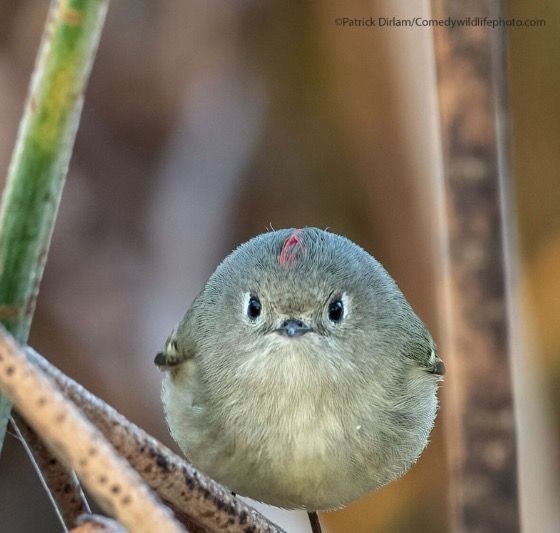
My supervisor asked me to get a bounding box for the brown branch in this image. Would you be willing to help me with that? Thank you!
[0,326,186,533]
[432,0,519,531]
[26,347,285,533]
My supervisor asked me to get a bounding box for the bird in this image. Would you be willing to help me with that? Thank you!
[155,227,444,515]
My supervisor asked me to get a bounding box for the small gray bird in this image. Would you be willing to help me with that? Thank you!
[156,228,444,511]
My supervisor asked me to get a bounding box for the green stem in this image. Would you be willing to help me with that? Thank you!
[0,0,109,450]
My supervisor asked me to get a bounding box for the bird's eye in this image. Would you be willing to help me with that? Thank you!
[247,295,262,320]
[328,299,344,323]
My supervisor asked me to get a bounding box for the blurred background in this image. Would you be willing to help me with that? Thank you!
[0,1,558,532]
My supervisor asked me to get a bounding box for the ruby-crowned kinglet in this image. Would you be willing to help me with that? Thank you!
[155,228,444,510]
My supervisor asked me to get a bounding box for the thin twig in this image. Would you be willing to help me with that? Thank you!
[9,417,70,531]
[0,326,186,533]
[27,346,285,533]
[10,413,91,530]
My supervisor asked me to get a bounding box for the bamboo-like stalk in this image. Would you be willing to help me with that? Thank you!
[0,325,186,533]
[0,0,109,445]
[0,0,110,527]
[431,0,519,531]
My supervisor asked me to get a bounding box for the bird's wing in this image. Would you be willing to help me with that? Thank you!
[154,325,194,370]
[424,349,445,377]
[405,331,445,378]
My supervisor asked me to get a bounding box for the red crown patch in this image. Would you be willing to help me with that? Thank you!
[278,229,303,266]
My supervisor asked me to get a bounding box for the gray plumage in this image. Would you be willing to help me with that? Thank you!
[157,228,443,510]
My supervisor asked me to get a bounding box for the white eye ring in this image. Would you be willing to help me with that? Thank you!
[341,292,351,318]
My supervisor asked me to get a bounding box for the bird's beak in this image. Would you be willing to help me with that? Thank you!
[275,319,313,338]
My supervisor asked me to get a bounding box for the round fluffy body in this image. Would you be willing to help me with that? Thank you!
[160,228,443,510]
